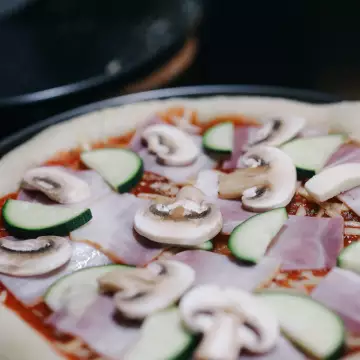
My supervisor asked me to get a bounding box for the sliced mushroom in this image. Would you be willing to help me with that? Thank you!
[247,116,306,148]
[22,167,90,204]
[305,163,360,202]
[219,146,296,212]
[142,124,200,166]
[134,186,223,246]
[98,260,195,319]
[179,285,279,360]
[0,236,72,276]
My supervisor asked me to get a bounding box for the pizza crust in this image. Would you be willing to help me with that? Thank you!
[0,95,359,358]
[0,95,350,196]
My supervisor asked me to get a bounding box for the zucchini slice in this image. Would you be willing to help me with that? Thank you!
[228,208,287,264]
[3,200,92,238]
[258,290,345,360]
[337,242,360,274]
[45,264,130,311]
[124,307,195,360]
[81,148,143,193]
[281,134,346,178]
[203,122,233,156]
[196,240,213,251]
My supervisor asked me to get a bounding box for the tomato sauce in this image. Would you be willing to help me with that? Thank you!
[0,107,358,357]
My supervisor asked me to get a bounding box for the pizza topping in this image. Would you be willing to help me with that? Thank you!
[21,167,91,204]
[338,186,360,217]
[45,264,129,312]
[71,193,164,266]
[268,216,344,270]
[259,290,345,360]
[305,163,360,202]
[123,307,195,360]
[338,242,360,275]
[0,242,110,304]
[0,236,72,276]
[48,294,140,359]
[241,336,307,360]
[81,148,143,193]
[3,199,92,238]
[246,116,306,148]
[141,124,200,166]
[134,186,223,246]
[312,268,360,334]
[219,146,296,212]
[98,260,195,319]
[228,208,288,264]
[172,250,280,290]
[325,143,360,168]
[222,126,258,169]
[203,122,234,156]
[281,134,346,178]
[179,285,279,360]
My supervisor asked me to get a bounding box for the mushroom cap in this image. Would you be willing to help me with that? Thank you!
[134,202,222,246]
[134,185,222,246]
[22,167,90,204]
[180,284,279,354]
[0,236,72,276]
[142,124,200,166]
[247,116,306,148]
[241,146,297,212]
[104,260,195,319]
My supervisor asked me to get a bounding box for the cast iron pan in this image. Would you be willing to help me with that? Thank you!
[0,85,341,155]
[0,0,201,107]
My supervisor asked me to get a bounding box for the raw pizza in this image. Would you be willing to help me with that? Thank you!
[1,96,360,360]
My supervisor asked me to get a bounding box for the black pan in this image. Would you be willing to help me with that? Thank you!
[0,85,341,155]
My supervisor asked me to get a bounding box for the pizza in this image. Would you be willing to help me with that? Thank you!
[1,96,360,360]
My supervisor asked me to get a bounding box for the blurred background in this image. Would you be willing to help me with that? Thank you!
[0,0,359,136]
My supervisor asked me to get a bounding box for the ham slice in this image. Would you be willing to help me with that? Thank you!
[0,242,111,305]
[18,169,112,207]
[311,267,360,334]
[240,337,306,360]
[171,250,279,290]
[217,198,256,234]
[70,193,164,266]
[325,144,360,168]
[323,144,360,216]
[48,294,139,359]
[268,216,343,270]
[222,126,257,169]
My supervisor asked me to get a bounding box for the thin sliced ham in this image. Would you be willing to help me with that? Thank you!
[268,216,343,270]
[338,188,360,217]
[48,294,139,359]
[171,250,279,290]
[240,336,306,360]
[18,169,112,207]
[70,193,164,266]
[325,144,360,168]
[217,198,256,234]
[312,267,360,334]
[0,242,111,305]
[138,135,216,184]
[222,126,257,169]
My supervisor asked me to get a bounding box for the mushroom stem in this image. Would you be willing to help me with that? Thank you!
[195,312,241,360]
[219,167,269,199]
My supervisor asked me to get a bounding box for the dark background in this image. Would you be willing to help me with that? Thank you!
[1,0,360,136]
